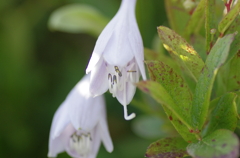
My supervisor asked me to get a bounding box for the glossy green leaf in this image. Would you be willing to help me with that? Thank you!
[184,0,205,39]
[187,129,239,158]
[137,61,198,142]
[158,26,204,81]
[164,0,190,36]
[191,33,235,130]
[218,1,240,36]
[48,4,109,37]
[203,93,238,136]
[205,0,217,53]
[145,137,189,158]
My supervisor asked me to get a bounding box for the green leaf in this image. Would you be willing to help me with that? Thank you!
[227,53,240,91]
[205,0,217,54]
[191,33,235,131]
[190,34,207,61]
[203,93,238,136]
[226,15,240,62]
[145,137,189,158]
[218,1,240,36]
[187,129,239,158]
[184,0,205,39]
[48,4,109,37]
[164,0,190,36]
[158,26,205,81]
[144,48,180,74]
[137,61,198,142]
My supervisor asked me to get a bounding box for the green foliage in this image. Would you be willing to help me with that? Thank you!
[184,0,205,39]
[145,137,189,158]
[164,0,190,36]
[205,0,216,54]
[137,1,240,158]
[48,4,109,37]
[203,93,238,136]
[158,26,204,82]
[191,33,235,130]
[137,61,198,142]
[187,129,239,158]
[218,1,240,36]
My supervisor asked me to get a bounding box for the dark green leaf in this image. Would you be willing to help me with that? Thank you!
[187,129,239,158]
[145,137,189,158]
[191,33,235,130]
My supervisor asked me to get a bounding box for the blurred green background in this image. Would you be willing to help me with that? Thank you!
[0,0,168,157]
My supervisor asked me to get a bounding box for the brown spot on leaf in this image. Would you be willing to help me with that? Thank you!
[189,129,194,133]
[212,139,215,142]
[169,116,173,121]
[177,119,183,125]
[195,129,200,133]
[237,50,240,57]
[143,87,149,93]
[222,143,227,148]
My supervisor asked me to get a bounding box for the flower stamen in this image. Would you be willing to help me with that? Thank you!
[114,66,122,77]
[69,132,92,156]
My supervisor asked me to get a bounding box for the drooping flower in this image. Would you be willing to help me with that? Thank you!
[86,0,146,120]
[48,74,113,158]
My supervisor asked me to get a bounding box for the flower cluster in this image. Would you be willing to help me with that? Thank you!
[48,0,145,157]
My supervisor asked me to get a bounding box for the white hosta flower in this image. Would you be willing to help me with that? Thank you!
[48,75,113,158]
[86,0,146,120]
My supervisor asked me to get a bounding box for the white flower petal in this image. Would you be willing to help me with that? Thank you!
[48,123,75,157]
[49,101,70,140]
[89,57,108,96]
[103,19,134,67]
[99,117,113,152]
[86,8,120,74]
[128,16,146,80]
[116,81,136,106]
[88,125,101,158]
[48,136,64,157]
